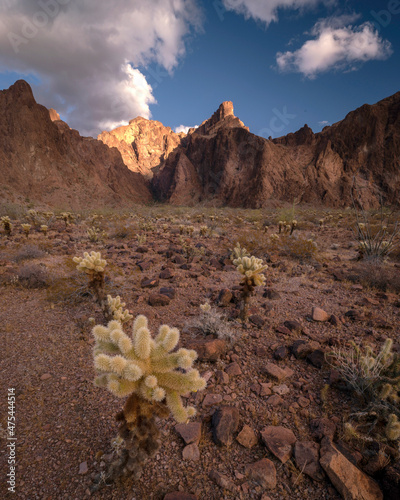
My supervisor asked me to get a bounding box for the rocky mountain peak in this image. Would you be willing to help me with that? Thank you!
[48,108,61,121]
[195,100,248,136]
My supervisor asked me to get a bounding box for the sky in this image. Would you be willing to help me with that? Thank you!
[0,0,399,138]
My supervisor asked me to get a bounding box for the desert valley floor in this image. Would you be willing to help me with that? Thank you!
[0,204,399,500]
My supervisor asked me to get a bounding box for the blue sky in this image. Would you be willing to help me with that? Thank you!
[0,1,398,138]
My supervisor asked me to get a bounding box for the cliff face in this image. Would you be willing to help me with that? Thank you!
[98,117,184,179]
[0,80,152,209]
[152,95,400,208]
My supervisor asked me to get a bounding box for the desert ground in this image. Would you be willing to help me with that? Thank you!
[0,203,399,500]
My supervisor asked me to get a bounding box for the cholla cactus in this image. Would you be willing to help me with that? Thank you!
[231,242,249,260]
[385,414,400,441]
[186,226,194,237]
[73,251,107,275]
[278,220,284,233]
[290,220,298,235]
[107,295,133,324]
[21,223,31,237]
[1,216,12,236]
[179,224,185,235]
[232,245,267,323]
[93,315,206,422]
[87,227,104,242]
[59,211,75,227]
[73,251,108,314]
[40,225,48,236]
[199,225,208,237]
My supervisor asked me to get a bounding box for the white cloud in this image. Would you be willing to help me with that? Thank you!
[174,124,197,134]
[276,17,393,78]
[221,0,336,25]
[318,120,329,125]
[0,0,203,136]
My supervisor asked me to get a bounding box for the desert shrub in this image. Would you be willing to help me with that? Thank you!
[328,339,400,450]
[18,264,49,288]
[186,302,240,344]
[12,244,46,263]
[0,201,25,220]
[346,261,400,293]
[109,223,134,240]
[231,230,270,258]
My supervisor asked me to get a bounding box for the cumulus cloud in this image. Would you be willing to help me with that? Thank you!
[318,120,329,125]
[221,0,336,25]
[174,124,197,134]
[0,0,203,136]
[276,16,393,78]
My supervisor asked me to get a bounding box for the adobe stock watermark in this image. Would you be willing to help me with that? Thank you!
[258,106,297,139]
[370,0,400,32]
[7,0,71,54]
[6,388,16,493]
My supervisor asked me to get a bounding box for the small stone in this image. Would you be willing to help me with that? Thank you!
[262,362,294,382]
[249,314,265,327]
[310,418,336,442]
[294,441,324,482]
[202,393,223,407]
[182,443,200,461]
[212,406,240,447]
[307,349,325,368]
[40,373,51,381]
[148,293,170,306]
[283,320,303,333]
[215,370,229,384]
[175,422,202,445]
[218,288,233,306]
[260,383,272,397]
[244,458,277,489]
[261,426,296,463]
[312,307,330,322]
[79,461,88,475]
[263,289,281,300]
[275,325,292,335]
[159,269,173,279]
[272,384,290,396]
[185,338,227,362]
[266,395,283,406]
[141,277,159,288]
[297,396,310,408]
[225,362,242,376]
[273,346,289,360]
[159,287,176,299]
[236,425,258,448]
[291,340,313,359]
[209,470,237,493]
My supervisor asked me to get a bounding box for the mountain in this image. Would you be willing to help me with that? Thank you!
[151,96,400,208]
[1,80,399,210]
[0,80,152,210]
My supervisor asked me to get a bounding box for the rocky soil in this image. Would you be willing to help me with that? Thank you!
[0,206,399,500]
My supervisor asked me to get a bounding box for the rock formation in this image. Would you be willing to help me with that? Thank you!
[98,117,184,179]
[152,95,400,208]
[0,80,152,210]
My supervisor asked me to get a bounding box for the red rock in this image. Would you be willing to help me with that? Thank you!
[182,443,200,461]
[294,441,324,481]
[244,458,277,489]
[202,394,223,407]
[225,362,242,376]
[236,425,258,448]
[209,470,237,493]
[261,426,296,463]
[148,293,170,306]
[175,422,202,445]
[312,307,330,322]
[262,362,294,381]
[185,338,227,362]
[212,406,240,447]
[319,437,383,500]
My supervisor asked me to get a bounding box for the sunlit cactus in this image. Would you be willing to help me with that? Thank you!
[199,225,208,237]
[107,295,133,324]
[93,315,206,422]
[40,225,48,236]
[21,223,31,237]
[231,243,267,323]
[1,216,12,236]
